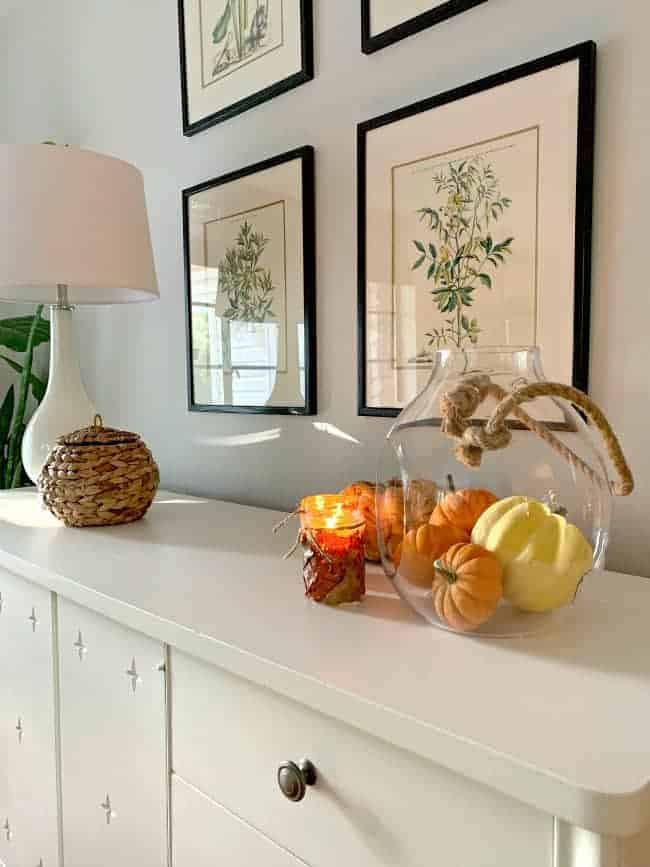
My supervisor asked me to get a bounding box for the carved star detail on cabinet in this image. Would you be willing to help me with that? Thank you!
[2,818,12,841]
[100,794,116,825]
[73,630,87,661]
[125,658,142,693]
[16,717,23,744]
[28,607,38,632]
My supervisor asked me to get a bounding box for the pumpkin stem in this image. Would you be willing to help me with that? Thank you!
[434,559,458,585]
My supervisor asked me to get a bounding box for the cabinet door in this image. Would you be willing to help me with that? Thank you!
[172,651,553,867]
[58,599,168,867]
[172,776,303,867]
[0,567,60,867]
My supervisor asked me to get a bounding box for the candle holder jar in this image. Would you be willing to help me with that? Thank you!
[300,495,366,606]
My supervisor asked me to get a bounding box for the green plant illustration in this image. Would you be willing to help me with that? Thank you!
[412,154,514,349]
[212,0,269,77]
[218,220,276,323]
[0,308,49,488]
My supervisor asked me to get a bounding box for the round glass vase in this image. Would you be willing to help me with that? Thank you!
[376,347,612,637]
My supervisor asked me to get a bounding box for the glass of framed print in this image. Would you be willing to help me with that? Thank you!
[184,146,316,415]
[362,0,487,54]
[357,42,596,421]
[178,0,313,135]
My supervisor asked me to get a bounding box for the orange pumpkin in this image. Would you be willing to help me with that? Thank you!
[386,534,403,568]
[341,478,438,565]
[340,481,404,563]
[406,479,438,526]
[340,482,381,561]
[432,543,503,632]
[431,489,498,534]
[400,523,469,587]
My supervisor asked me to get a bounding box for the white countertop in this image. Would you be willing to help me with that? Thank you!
[0,489,648,838]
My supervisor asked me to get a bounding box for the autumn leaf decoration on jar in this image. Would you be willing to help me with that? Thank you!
[275,494,366,607]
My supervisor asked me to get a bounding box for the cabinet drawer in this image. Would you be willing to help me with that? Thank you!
[172,651,553,867]
[172,775,303,867]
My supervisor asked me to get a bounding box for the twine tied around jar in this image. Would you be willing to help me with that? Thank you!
[273,509,333,564]
[439,375,634,497]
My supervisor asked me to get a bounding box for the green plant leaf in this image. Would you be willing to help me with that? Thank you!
[212,2,232,44]
[0,355,47,401]
[478,273,492,289]
[481,236,493,255]
[428,243,437,260]
[413,240,426,254]
[0,316,50,353]
[4,307,44,488]
[412,255,425,271]
[417,208,440,230]
[0,385,14,446]
[427,263,436,280]
[492,237,514,255]
[440,294,457,313]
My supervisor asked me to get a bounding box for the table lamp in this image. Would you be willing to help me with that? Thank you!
[0,144,158,483]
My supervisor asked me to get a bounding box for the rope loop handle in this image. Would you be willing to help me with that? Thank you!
[440,377,634,497]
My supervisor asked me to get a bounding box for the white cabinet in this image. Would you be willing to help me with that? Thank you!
[172,650,553,867]
[0,567,59,867]
[57,599,168,867]
[1,491,650,867]
[172,776,302,867]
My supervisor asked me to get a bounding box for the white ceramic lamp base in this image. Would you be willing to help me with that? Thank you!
[22,305,96,485]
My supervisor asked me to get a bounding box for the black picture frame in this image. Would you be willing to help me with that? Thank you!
[357,41,596,418]
[183,145,317,416]
[178,0,314,137]
[361,0,487,55]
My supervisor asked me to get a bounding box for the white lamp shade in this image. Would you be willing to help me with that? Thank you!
[0,144,158,304]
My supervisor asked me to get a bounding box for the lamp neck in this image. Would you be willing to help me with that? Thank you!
[46,305,85,393]
[54,283,73,311]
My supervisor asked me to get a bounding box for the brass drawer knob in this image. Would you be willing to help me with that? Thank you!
[277,759,317,803]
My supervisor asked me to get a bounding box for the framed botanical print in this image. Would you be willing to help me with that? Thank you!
[358,42,596,417]
[362,0,487,55]
[184,146,316,415]
[178,0,314,136]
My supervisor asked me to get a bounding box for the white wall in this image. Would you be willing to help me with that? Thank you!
[2,0,648,575]
[0,10,53,417]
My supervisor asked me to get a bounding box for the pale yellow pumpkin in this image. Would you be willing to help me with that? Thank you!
[471,496,594,613]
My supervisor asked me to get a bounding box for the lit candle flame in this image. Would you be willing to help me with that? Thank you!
[325,502,345,530]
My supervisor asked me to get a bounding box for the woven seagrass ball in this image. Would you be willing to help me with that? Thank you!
[38,416,159,528]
